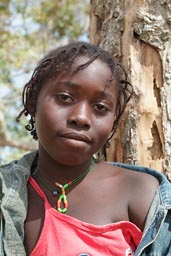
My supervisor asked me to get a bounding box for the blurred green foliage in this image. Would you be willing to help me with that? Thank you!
[0,0,89,163]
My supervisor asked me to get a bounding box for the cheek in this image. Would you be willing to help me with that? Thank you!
[35,102,68,136]
[35,104,55,134]
[95,115,115,143]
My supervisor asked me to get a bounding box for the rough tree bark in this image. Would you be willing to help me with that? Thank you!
[89,0,171,180]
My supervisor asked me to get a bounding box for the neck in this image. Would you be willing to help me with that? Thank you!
[37,146,93,184]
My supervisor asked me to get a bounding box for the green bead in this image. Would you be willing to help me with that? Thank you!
[59,194,67,200]
[64,184,69,189]
[58,208,63,213]
[62,208,67,213]
[57,207,67,213]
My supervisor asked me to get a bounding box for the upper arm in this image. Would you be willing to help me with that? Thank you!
[128,172,159,231]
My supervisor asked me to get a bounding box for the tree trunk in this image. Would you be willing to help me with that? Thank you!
[89,0,171,180]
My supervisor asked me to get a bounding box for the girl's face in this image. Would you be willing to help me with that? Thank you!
[35,56,117,165]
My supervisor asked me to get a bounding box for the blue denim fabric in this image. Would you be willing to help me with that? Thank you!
[0,151,171,256]
[112,162,171,256]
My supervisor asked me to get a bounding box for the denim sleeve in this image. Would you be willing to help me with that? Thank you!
[134,190,171,256]
[0,179,5,256]
[140,210,171,256]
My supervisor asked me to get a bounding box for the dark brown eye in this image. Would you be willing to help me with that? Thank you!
[94,103,110,113]
[56,93,73,103]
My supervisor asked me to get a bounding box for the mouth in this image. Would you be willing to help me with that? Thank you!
[59,132,91,144]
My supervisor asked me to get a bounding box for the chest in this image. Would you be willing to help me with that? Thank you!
[28,176,129,223]
[24,178,130,254]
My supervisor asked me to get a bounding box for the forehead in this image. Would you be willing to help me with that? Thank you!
[69,56,116,87]
[41,55,117,97]
[37,55,118,105]
[52,56,117,102]
[72,56,111,77]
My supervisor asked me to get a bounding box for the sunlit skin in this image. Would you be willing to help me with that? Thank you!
[35,57,116,180]
[24,57,159,255]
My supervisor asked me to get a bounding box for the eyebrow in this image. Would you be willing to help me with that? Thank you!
[54,81,80,88]
[97,91,114,102]
[53,80,115,102]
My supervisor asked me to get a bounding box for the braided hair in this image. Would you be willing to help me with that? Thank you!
[17,41,133,145]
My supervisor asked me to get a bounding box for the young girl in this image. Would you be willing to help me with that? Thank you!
[0,42,171,256]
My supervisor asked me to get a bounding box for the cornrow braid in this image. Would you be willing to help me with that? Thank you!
[16,41,133,149]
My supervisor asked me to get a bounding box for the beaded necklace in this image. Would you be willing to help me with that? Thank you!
[36,159,94,213]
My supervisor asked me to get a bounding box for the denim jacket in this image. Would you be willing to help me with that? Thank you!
[0,151,171,256]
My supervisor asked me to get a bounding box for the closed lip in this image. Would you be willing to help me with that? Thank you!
[59,132,91,144]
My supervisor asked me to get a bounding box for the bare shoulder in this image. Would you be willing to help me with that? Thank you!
[102,162,159,230]
[127,167,159,230]
[122,164,159,189]
[103,161,159,188]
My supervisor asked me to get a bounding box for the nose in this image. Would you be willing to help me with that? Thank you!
[67,102,91,130]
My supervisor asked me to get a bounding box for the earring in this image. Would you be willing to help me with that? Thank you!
[105,140,111,149]
[25,116,38,140]
[30,129,38,140]
[93,149,105,162]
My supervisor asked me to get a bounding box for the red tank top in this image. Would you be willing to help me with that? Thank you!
[29,177,142,256]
